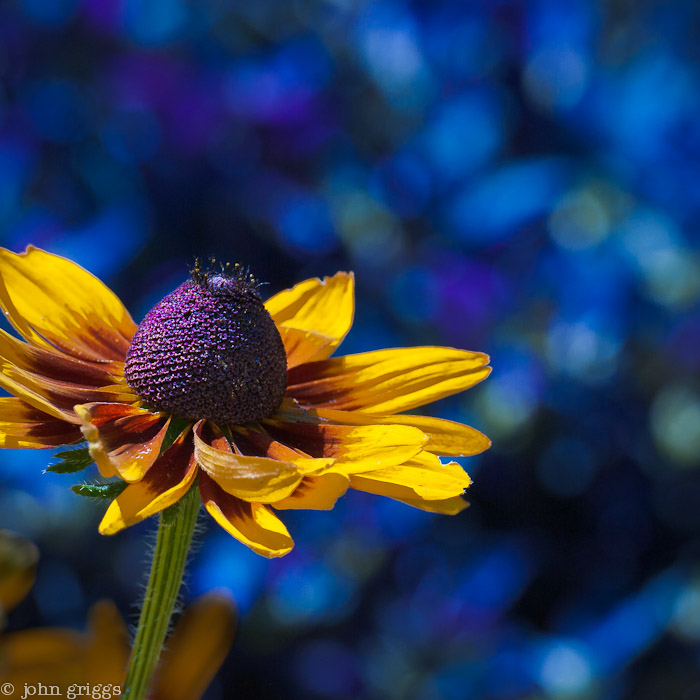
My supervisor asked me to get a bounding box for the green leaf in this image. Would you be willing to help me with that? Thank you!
[71,482,127,500]
[46,447,94,474]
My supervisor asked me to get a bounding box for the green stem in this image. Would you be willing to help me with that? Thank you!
[122,485,200,700]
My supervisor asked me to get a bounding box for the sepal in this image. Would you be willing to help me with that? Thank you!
[46,446,94,474]
[72,482,128,499]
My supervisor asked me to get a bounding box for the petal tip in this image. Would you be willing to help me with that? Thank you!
[98,505,124,536]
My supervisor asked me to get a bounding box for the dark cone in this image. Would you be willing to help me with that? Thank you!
[124,270,287,425]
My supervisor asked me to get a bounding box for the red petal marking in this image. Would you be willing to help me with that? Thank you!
[99,429,198,534]
[0,328,122,387]
[0,397,82,447]
[199,471,242,516]
[0,397,64,423]
[136,428,196,496]
[79,403,167,451]
[262,420,360,459]
[12,365,133,408]
[285,374,354,408]
[61,310,132,361]
[196,421,232,453]
[286,348,491,414]
[230,426,308,461]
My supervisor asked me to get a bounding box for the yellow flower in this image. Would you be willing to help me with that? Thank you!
[0,247,491,557]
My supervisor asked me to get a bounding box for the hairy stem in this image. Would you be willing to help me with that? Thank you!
[121,485,200,700]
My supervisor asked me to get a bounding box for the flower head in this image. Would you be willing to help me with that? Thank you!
[0,247,491,557]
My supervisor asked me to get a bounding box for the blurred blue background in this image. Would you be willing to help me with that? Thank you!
[1,0,700,698]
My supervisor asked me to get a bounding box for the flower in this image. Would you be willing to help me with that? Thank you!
[0,246,491,557]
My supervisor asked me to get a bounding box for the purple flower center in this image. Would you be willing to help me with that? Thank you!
[124,269,287,425]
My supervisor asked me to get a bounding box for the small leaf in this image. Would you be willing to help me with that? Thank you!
[72,482,127,500]
[46,447,94,474]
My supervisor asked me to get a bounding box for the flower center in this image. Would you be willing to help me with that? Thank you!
[124,265,288,425]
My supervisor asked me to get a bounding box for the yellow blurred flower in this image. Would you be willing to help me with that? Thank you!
[0,531,236,700]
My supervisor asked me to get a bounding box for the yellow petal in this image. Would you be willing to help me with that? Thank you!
[273,473,349,510]
[308,407,491,457]
[99,431,197,535]
[0,361,135,430]
[275,326,339,369]
[193,422,303,503]
[288,346,491,414]
[0,246,136,361]
[0,397,82,448]
[375,414,490,456]
[349,452,471,500]
[264,417,427,475]
[265,272,355,367]
[84,600,130,685]
[0,327,122,387]
[396,495,469,515]
[199,473,294,558]
[153,593,236,700]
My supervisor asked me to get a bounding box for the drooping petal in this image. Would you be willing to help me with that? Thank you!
[265,272,355,367]
[349,452,471,502]
[306,407,491,457]
[263,418,427,474]
[75,403,171,481]
[0,397,82,448]
[193,421,303,503]
[230,427,337,477]
[99,430,197,535]
[152,593,236,700]
[273,473,349,511]
[0,246,137,362]
[287,346,491,414]
[199,472,294,557]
